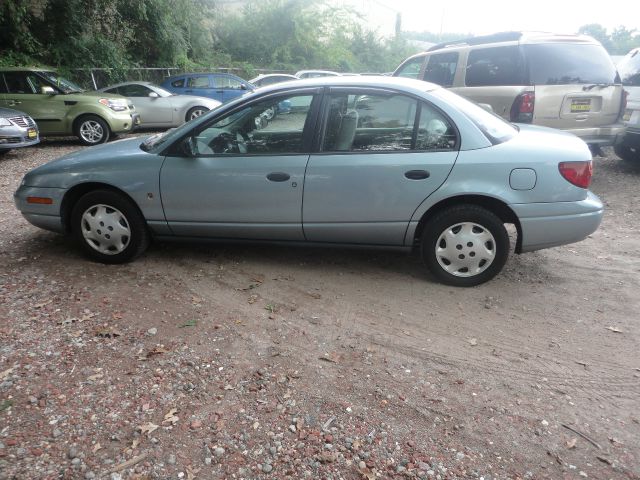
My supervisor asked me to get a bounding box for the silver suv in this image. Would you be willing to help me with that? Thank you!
[394,31,625,151]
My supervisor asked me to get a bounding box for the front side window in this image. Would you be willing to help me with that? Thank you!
[171,78,185,88]
[117,84,153,97]
[188,94,314,155]
[3,72,33,94]
[188,76,210,88]
[618,50,640,86]
[423,52,459,87]
[465,46,525,87]
[395,55,425,79]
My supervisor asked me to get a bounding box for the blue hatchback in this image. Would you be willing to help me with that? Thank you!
[160,73,253,103]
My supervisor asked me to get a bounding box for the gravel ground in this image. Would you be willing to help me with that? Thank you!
[0,137,639,480]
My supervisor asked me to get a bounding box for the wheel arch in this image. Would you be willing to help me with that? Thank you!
[412,194,523,253]
[60,182,144,233]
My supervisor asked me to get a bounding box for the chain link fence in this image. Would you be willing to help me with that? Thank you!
[69,67,290,90]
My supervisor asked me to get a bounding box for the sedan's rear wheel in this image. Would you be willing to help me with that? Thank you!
[421,205,509,286]
[75,115,110,146]
[614,144,640,162]
[186,106,209,122]
[71,190,149,263]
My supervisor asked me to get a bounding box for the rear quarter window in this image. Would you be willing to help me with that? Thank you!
[524,43,619,85]
[465,46,526,87]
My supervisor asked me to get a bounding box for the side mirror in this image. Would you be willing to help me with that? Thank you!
[240,84,248,90]
[148,92,159,98]
[180,136,198,157]
[41,86,55,95]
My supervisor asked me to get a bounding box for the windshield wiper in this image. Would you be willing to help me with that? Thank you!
[583,83,614,91]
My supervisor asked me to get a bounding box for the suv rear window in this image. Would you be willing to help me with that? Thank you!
[524,44,619,85]
[617,50,640,87]
[465,46,526,86]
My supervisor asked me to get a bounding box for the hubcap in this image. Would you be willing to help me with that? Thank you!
[190,109,206,120]
[435,222,496,277]
[81,204,131,255]
[79,120,104,143]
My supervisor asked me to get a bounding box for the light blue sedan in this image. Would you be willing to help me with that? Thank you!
[14,77,603,286]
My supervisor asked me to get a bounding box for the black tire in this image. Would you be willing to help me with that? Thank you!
[186,106,209,122]
[614,144,640,162]
[74,115,110,146]
[71,189,150,264]
[421,205,509,287]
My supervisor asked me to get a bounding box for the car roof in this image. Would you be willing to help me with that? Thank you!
[100,81,158,90]
[247,75,440,96]
[425,31,601,53]
[0,67,56,72]
[165,72,244,79]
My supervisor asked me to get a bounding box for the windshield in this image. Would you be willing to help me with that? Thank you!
[617,49,640,87]
[524,44,619,85]
[432,88,517,144]
[36,71,84,93]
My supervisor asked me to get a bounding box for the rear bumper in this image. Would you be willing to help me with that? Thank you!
[564,124,625,147]
[511,191,603,253]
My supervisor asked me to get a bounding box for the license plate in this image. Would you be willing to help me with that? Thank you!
[570,99,591,113]
[27,128,37,139]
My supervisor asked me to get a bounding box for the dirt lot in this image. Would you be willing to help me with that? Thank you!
[1,138,639,480]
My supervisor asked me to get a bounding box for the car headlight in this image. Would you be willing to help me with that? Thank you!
[0,118,12,126]
[99,98,128,112]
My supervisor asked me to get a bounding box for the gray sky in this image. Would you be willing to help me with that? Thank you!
[340,0,640,37]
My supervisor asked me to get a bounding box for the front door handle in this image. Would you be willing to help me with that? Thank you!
[404,170,430,180]
[267,172,290,182]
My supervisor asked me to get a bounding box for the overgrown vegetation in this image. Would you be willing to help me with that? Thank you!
[1,1,637,86]
[0,0,416,82]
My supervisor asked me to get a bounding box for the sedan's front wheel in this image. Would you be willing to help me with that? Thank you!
[421,205,509,287]
[71,190,150,264]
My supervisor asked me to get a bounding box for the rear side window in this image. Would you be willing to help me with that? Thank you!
[213,76,244,89]
[395,56,425,79]
[171,78,185,88]
[524,44,619,85]
[424,52,459,87]
[465,46,525,87]
[188,76,210,88]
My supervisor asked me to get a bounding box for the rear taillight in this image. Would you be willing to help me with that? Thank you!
[559,161,593,189]
[510,92,535,123]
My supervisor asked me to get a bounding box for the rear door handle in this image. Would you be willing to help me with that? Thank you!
[404,170,430,180]
[267,172,290,182]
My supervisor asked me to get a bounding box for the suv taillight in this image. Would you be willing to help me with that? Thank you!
[510,92,535,123]
[559,161,593,188]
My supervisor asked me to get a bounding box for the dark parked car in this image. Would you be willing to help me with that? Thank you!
[160,73,253,103]
[0,107,39,155]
